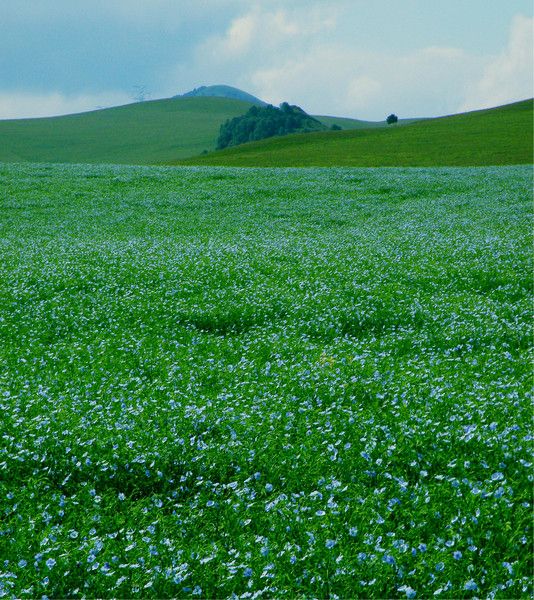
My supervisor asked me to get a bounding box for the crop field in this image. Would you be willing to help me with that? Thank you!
[0,163,532,598]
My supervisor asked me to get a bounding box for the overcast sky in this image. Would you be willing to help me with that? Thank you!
[1,0,532,120]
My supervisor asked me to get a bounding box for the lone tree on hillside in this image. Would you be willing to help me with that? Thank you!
[386,113,399,125]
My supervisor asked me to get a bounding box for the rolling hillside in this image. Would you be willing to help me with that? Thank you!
[1,95,529,167]
[0,96,257,164]
[0,95,389,165]
[176,99,533,167]
[317,115,420,130]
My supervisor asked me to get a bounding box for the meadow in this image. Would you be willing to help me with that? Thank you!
[0,98,254,165]
[178,99,533,168]
[0,163,532,598]
[0,97,373,166]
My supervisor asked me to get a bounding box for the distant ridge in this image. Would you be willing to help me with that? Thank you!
[176,85,267,106]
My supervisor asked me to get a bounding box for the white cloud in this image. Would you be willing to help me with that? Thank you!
[218,13,257,56]
[0,91,132,120]
[196,5,337,65]
[461,15,533,111]
[169,3,499,119]
[164,4,339,100]
[249,43,482,119]
[346,76,382,111]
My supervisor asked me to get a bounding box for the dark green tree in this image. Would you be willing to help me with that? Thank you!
[217,103,327,149]
[386,114,399,125]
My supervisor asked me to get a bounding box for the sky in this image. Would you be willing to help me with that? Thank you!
[0,0,532,120]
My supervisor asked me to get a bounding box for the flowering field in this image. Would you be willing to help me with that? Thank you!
[0,163,532,598]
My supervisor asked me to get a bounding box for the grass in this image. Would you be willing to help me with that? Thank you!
[0,97,256,164]
[176,99,533,167]
[0,162,531,598]
[316,115,421,130]
[0,98,384,165]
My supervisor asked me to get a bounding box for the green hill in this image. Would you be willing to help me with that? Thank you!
[176,85,267,106]
[2,95,529,167]
[316,115,420,130]
[176,99,533,167]
[0,95,391,165]
[0,96,258,164]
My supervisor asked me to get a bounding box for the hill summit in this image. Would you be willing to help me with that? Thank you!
[176,85,267,106]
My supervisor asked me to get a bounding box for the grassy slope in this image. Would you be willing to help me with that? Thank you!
[0,97,256,164]
[0,96,412,165]
[317,115,420,130]
[177,99,533,167]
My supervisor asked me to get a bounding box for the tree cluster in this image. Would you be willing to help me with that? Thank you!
[217,102,327,150]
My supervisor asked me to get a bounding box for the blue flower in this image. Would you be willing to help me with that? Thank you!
[398,585,416,598]
[464,580,478,591]
[502,561,513,575]
[46,558,56,569]
[453,551,462,560]
[326,539,336,549]
[243,567,253,578]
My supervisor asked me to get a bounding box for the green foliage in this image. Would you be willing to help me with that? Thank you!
[178,99,534,167]
[386,113,399,124]
[216,102,327,149]
[0,163,532,598]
